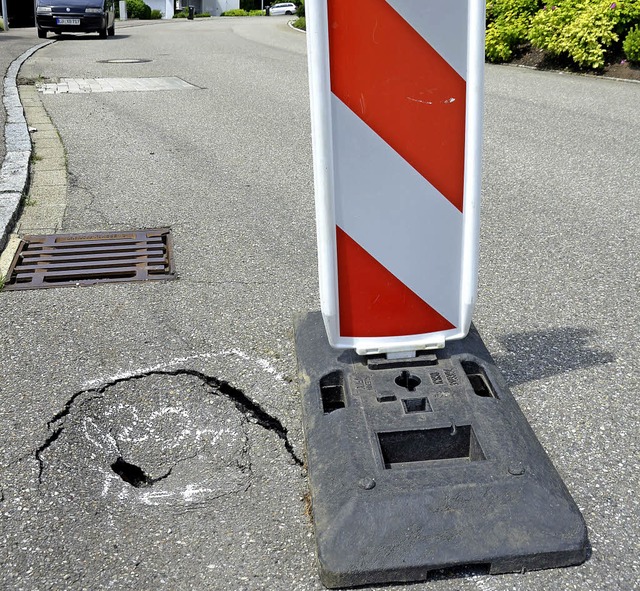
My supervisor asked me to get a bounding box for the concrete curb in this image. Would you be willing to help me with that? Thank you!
[287,20,305,33]
[0,40,54,252]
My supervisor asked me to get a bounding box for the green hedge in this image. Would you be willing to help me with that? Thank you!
[221,8,264,16]
[221,9,250,15]
[116,0,152,20]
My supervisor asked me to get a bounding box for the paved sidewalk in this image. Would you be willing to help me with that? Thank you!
[13,85,67,233]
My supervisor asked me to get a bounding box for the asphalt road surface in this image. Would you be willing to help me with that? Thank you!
[1,17,639,591]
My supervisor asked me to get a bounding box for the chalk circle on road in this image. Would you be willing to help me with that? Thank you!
[38,373,263,508]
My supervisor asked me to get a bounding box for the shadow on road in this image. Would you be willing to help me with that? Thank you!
[493,327,615,386]
[50,33,132,40]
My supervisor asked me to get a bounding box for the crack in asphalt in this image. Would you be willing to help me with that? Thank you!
[34,368,303,484]
[67,174,112,227]
[35,427,64,483]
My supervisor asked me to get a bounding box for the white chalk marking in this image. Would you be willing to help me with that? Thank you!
[81,349,285,390]
[182,485,214,502]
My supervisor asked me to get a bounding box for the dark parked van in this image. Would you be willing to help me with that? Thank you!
[36,0,115,38]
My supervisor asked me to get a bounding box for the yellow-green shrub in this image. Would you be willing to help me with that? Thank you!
[623,24,640,61]
[485,0,543,63]
[529,0,640,69]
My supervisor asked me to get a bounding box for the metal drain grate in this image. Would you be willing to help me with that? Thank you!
[3,229,175,290]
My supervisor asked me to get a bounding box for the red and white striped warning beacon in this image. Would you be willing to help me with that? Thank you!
[307,0,485,355]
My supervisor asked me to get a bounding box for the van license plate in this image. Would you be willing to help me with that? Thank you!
[56,18,80,25]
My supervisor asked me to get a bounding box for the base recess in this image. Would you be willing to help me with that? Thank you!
[295,312,588,589]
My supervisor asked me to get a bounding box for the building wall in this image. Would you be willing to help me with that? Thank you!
[146,0,174,18]
[204,0,239,16]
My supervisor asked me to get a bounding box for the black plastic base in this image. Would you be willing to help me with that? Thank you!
[295,312,589,589]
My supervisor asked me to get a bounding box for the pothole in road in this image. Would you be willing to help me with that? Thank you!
[8,371,312,589]
[35,372,298,507]
[111,457,171,488]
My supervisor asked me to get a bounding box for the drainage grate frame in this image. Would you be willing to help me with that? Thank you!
[3,228,176,290]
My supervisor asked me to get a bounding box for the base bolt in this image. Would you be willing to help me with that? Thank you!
[358,477,376,490]
[508,463,526,476]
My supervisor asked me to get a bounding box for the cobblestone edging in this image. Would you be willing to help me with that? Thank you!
[0,41,54,252]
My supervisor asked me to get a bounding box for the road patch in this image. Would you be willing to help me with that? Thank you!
[37,77,198,94]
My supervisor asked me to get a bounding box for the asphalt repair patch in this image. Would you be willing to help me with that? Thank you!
[36,77,198,94]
